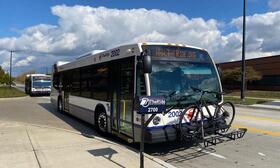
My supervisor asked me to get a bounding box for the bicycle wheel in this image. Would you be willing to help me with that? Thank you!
[215,101,235,130]
[179,105,199,141]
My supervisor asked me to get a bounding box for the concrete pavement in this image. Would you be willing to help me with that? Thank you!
[0,120,174,168]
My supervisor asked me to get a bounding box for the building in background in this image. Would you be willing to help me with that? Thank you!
[217,55,280,91]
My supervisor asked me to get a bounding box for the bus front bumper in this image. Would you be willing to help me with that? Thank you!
[31,90,51,95]
[134,125,178,143]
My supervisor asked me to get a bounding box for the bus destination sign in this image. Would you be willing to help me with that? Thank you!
[137,96,166,114]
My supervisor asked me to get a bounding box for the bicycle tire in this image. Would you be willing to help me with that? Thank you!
[215,101,235,130]
[179,105,199,141]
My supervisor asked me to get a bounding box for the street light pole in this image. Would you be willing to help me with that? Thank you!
[9,51,14,88]
[241,0,246,100]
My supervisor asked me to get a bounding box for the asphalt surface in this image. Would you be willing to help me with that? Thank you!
[0,96,279,168]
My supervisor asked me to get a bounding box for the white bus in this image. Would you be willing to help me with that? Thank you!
[51,42,222,143]
[25,74,51,96]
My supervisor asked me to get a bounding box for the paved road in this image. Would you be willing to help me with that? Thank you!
[0,96,97,136]
[14,83,25,92]
[0,96,279,168]
[146,107,280,168]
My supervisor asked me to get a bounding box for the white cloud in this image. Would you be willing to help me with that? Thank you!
[14,56,36,67]
[0,5,280,74]
[268,0,280,11]
[230,11,280,59]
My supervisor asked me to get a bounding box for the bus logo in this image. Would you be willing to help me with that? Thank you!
[140,98,150,107]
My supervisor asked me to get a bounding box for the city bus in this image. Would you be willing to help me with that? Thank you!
[25,74,51,96]
[51,42,222,143]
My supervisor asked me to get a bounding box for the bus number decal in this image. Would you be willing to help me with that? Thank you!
[148,107,158,113]
[111,49,120,57]
[168,111,182,118]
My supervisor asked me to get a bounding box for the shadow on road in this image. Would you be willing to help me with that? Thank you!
[38,102,214,164]
[145,140,217,164]
[38,102,136,147]
[38,103,99,137]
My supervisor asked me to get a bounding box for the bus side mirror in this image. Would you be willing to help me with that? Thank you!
[143,55,152,73]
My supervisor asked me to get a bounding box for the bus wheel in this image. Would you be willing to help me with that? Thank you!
[57,98,63,112]
[97,111,107,133]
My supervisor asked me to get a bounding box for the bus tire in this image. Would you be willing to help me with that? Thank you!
[57,97,63,113]
[96,109,107,133]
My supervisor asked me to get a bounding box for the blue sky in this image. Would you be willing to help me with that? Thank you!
[0,0,269,37]
[0,0,280,75]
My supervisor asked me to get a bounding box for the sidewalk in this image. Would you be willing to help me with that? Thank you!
[249,100,280,111]
[235,100,280,111]
[0,121,175,168]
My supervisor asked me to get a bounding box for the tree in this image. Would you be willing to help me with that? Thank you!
[0,66,11,85]
[15,70,36,84]
[221,66,262,85]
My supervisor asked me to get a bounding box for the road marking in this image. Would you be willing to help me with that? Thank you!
[239,115,280,123]
[258,152,266,156]
[232,124,280,137]
[196,148,227,159]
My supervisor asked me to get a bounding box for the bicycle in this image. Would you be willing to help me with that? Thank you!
[177,87,235,145]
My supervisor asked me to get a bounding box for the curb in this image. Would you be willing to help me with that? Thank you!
[144,153,177,168]
[234,104,280,112]
[0,120,176,168]
[0,95,29,100]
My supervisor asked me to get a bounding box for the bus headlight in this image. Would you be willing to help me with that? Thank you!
[153,116,161,125]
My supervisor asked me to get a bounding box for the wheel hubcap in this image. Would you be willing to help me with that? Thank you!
[59,100,62,111]
[98,113,106,132]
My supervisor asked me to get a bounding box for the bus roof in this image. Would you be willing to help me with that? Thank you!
[56,42,207,72]
[26,74,50,77]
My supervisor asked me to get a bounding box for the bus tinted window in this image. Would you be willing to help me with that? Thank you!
[91,64,108,101]
[71,69,80,96]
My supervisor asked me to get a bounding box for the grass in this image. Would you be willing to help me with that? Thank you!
[0,86,26,98]
[226,90,280,99]
[224,96,271,105]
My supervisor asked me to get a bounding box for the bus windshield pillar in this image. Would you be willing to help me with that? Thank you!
[144,73,151,96]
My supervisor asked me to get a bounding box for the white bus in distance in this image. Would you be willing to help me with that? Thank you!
[25,74,51,96]
[51,42,222,143]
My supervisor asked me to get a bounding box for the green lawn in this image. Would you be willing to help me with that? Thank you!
[226,90,280,99]
[0,86,26,98]
[224,96,271,105]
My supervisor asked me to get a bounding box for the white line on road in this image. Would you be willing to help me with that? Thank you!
[196,148,227,159]
[258,152,266,156]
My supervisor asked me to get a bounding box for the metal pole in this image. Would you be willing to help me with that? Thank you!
[9,51,13,88]
[140,73,151,168]
[241,0,246,100]
[140,114,144,168]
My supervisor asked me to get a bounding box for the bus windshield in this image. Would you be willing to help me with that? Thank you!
[32,81,51,88]
[143,45,221,105]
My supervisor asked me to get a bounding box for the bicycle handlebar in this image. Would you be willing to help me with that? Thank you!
[164,87,224,115]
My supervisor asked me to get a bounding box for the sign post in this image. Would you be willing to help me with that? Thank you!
[137,96,166,168]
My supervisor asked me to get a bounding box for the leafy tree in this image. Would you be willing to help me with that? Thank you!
[15,70,36,84]
[221,66,262,85]
[0,66,11,85]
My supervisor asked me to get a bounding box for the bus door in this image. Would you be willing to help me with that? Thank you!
[63,91,70,112]
[62,72,70,112]
[110,58,134,138]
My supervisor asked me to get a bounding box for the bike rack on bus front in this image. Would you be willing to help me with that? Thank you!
[203,128,247,147]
